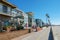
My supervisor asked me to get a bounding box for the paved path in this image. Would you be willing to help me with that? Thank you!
[52,26,60,40]
[12,27,50,40]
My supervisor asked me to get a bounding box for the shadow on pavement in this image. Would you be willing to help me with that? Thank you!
[48,27,54,40]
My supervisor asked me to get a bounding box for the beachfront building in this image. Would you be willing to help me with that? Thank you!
[26,12,33,27]
[0,0,17,31]
[13,9,24,30]
[0,0,16,22]
[35,19,45,28]
[23,13,28,29]
[0,0,25,31]
[0,0,36,31]
[32,18,36,27]
[35,19,40,27]
[14,9,24,25]
[12,9,24,25]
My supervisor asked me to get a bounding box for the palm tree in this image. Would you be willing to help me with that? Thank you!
[46,14,50,18]
[46,13,51,26]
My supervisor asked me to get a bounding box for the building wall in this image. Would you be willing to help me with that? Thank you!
[0,3,12,21]
[35,19,41,27]
[0,3,3,12]
[0,3,16,17]
[23,13,28,27]
[12,9,18,17]
[0,2,16,26]
[26,12,33,27]
[0,15,11,22]
[35,19,45,27]
[32,18,36,26]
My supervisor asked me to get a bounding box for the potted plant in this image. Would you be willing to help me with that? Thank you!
[4,25,12,32]
[6,26,12,32]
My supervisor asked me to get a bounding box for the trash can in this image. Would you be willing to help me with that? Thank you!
[28,29,31,33]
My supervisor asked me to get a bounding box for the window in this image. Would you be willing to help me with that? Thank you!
[3,5,8,13]
[9,7,12,13]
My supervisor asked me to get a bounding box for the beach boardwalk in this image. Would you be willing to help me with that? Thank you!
[12,27,50,40]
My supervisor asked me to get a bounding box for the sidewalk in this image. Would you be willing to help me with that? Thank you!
[52,26,60,40]
[12,27,50,40]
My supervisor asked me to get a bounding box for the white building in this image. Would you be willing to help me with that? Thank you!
[13,8,24,25]
[23,13,28,29]
[0,0,16,22]
[32,18,36,27]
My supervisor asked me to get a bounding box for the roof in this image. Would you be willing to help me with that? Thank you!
[26,12,33,16]
[0,0,16,8]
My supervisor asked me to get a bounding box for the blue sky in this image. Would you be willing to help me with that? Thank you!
[8,0,60,25]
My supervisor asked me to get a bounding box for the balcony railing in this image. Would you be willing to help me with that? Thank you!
[0,9,14,17]
[0,9,23,17]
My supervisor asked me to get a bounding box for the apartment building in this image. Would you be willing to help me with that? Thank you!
[0,0,35,31]
[23,13,28,29]
[32,18,36,26]
[0,0,25,30]
[35,19,45,28]
[0,0,16,22]
[14,9,24,25]
[26,12,33,27]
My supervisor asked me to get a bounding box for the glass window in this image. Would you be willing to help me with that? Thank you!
[3,5,8,13]
[10,8,12,12]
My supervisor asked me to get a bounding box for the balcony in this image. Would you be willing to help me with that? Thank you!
[0,12,13,17]
[0,11,13,17]
[0,8,23,17]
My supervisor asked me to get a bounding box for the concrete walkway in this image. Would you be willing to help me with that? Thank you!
[52,26,60,40]
[11,27,50,40]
